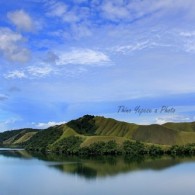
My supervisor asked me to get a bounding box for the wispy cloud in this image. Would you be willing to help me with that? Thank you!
[111,41,151,54]
[180,31,195,37]
[4,65,56,79]
[56,49,110,66]
[178,30,195,53]
[27,65,55,77]
[4,70,27,79]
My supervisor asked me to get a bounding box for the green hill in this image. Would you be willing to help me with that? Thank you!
[163,122,195,132]
[1,115,195,153]
[132,124,178,145]
[0,128,39,147]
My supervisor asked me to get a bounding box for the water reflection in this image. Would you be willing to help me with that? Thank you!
[1,149,195,179]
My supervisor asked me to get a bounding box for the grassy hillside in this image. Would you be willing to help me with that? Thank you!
[94,116,138,138]
[132,124,178,145]
[0,128,38,146]
[24,125,65,150]
[1,115,195,154]
[163,122,195,132]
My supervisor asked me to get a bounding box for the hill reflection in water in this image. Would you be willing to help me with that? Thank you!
[1,149,195,180]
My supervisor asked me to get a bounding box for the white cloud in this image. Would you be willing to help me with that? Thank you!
[27,65,54,77]
[33,121,66,129]
[46,1,89,25]
[180,31,195,37]
[45,0,195,31]
[99,0,195,23]
[46,1,67,17]
[183,40,195,53]
[112,41,152,54]
[71,24,92,38]
[3,48,110,79]
[4,70,27,79]
[0,28,30,62]
[4,65,56,79]
[7,10,35,32]
[155,115,191,124]
[56,49,110,65]
[63,11,80,23]
[101,1,130,21]
[178,31,195,53]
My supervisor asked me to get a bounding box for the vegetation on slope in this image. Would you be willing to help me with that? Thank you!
[132,124,178,145]
[24,125,64,151]
[1,115,195,156]
[94,116,138,138]
[0,128,38,146]
[66,115,97,135]
[163,122,195,132]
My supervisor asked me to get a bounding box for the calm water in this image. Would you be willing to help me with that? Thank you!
[0,149,195,195]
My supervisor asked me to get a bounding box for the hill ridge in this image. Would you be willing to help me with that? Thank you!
[0,115,195,148]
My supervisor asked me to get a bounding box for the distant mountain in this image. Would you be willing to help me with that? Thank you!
[1,115,195,150]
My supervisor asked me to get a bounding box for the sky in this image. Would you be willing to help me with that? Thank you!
[0,0,195,131]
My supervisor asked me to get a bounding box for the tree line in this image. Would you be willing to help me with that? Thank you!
[25,136,195,156]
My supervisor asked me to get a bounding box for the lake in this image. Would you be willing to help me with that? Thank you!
[0,149,195,195]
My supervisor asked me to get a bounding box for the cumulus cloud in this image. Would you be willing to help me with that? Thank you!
[0,28,30,62]
[56,49,110,66]
[33,121,66,129]
[7,10,35,32]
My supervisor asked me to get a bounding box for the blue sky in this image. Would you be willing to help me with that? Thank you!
[0,0,195,131]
